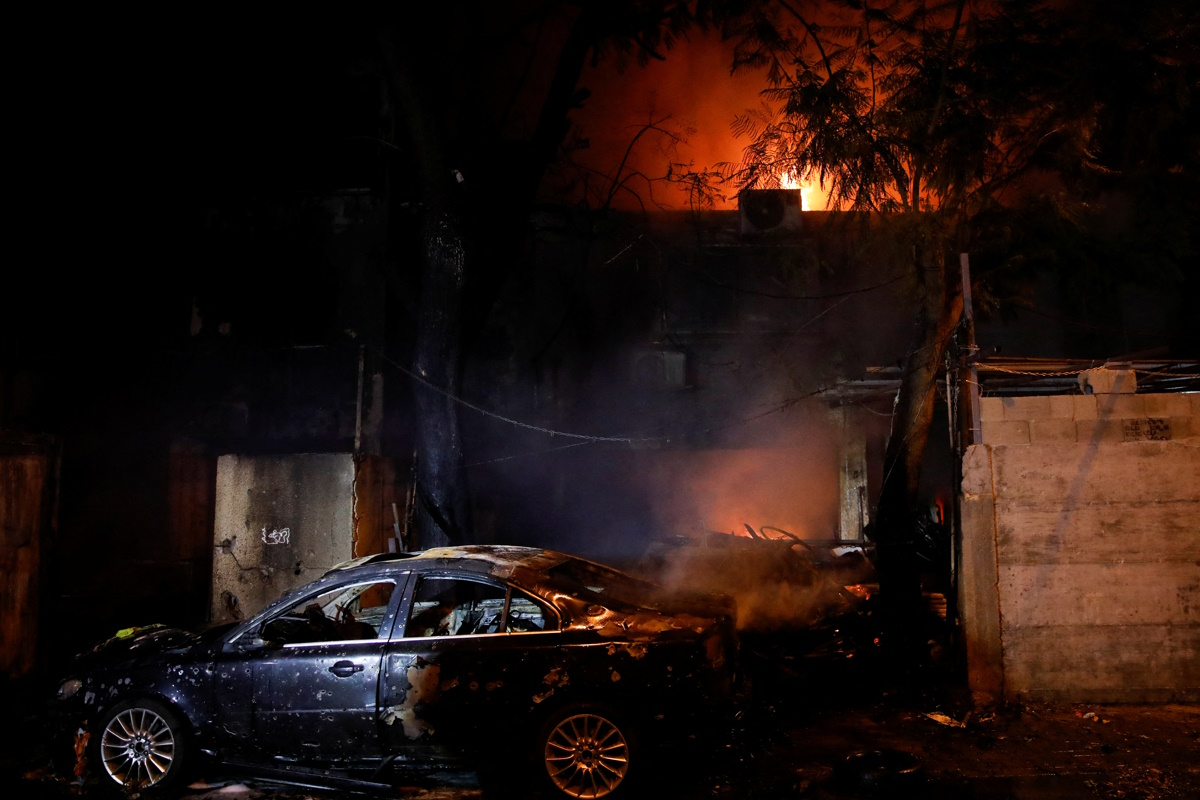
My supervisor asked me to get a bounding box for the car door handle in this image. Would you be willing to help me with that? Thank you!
[329,660,365,677]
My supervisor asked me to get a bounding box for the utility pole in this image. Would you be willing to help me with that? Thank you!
[948,252,981,662]
[960,253,981,445]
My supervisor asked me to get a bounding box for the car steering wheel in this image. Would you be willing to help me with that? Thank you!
[761,525,814,551]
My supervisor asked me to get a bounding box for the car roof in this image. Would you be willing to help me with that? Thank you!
[326,544,573,582]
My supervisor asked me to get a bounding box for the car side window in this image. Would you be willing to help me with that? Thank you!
[260,579,397,645]
[507,588,556,633]
[404,577,558,637]
[405,577,507,637]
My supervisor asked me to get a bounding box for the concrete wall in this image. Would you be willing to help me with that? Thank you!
[830,405,869,542]
[210,453,411,623]
[960,392,1200,703]
[211,454,356,622]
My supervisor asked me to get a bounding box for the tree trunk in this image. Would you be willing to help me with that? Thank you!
[873,222,963,642]
[378,29,472,549]
[409,211,471,548]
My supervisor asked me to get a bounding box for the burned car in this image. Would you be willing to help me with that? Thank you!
[56,545,739,798]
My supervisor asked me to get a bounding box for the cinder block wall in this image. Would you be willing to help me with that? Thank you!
[960,392,1200,702]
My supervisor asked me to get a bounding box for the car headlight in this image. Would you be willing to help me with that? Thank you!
[57,678,83,700]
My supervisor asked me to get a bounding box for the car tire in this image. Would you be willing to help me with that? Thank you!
[94,698,190,792]
[536,703,636,799]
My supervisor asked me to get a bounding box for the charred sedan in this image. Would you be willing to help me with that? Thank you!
[57,545,739,797]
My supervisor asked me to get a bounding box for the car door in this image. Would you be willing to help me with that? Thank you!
[245,576,406,762]
[378,573,562,759]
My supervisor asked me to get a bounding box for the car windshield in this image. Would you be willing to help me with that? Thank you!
[545,558,666,609]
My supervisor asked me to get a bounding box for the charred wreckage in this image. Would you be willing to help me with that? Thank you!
[55,545,741,798]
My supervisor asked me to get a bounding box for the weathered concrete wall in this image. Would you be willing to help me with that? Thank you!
[211,454,356,622]
[830,406,869,542]
[961,392,1200,702]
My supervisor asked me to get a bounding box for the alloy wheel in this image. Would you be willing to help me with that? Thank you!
[100,706,176,788]
[543,712,629,798]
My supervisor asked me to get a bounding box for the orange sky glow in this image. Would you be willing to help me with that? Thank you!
[565,33,829,212]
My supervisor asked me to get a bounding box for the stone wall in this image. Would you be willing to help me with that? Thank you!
[960,392,1200,702]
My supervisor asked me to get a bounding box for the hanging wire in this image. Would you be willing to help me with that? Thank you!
[373,346,841,460]
[461,441,595,469]
[374,349,665,444]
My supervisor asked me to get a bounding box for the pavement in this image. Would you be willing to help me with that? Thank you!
[723,629,1200,800]
[4,627,1197,800]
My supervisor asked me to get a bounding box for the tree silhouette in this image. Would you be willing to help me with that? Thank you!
[721,0,1198,625]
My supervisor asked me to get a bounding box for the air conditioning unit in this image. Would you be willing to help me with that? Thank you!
[739,189,803,235]
[632,350,687,389]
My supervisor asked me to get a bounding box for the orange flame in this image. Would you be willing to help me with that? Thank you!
[780,171,822,211]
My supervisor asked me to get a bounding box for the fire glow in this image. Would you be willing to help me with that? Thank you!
[780,172,815,211]
[568,33,837,212]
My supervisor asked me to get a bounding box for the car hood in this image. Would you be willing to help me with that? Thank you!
[71,624,203,671]
[560,588,739,643]
[638,588,738,624]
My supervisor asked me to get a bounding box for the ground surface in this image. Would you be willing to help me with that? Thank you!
[5,629,1197,800]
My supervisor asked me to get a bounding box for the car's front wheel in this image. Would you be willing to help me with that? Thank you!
[537,704,635,799]
[95,698,189,791]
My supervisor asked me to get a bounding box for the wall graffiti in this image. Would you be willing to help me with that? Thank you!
[261,527,292,545]
[1122,418,1172,442]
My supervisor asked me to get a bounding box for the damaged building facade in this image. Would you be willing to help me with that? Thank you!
[3,181,1198,709]
[200,195,907,626]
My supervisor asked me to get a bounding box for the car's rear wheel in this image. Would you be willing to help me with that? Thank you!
[538,705,634,799]
[95,698,189,791]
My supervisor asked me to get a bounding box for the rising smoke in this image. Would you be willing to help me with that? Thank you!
[457,28,918,630]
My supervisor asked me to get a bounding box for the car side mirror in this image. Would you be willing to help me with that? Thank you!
[232,622,283,652]
[259,619,289,647]
[237,636,264,652]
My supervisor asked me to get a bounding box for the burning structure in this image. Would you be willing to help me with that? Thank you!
[4,3,1197,710]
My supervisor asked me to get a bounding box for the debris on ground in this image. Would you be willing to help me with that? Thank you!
[924,711,967,728]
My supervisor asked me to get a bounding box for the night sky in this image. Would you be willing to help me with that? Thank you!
[11,8,755,357]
